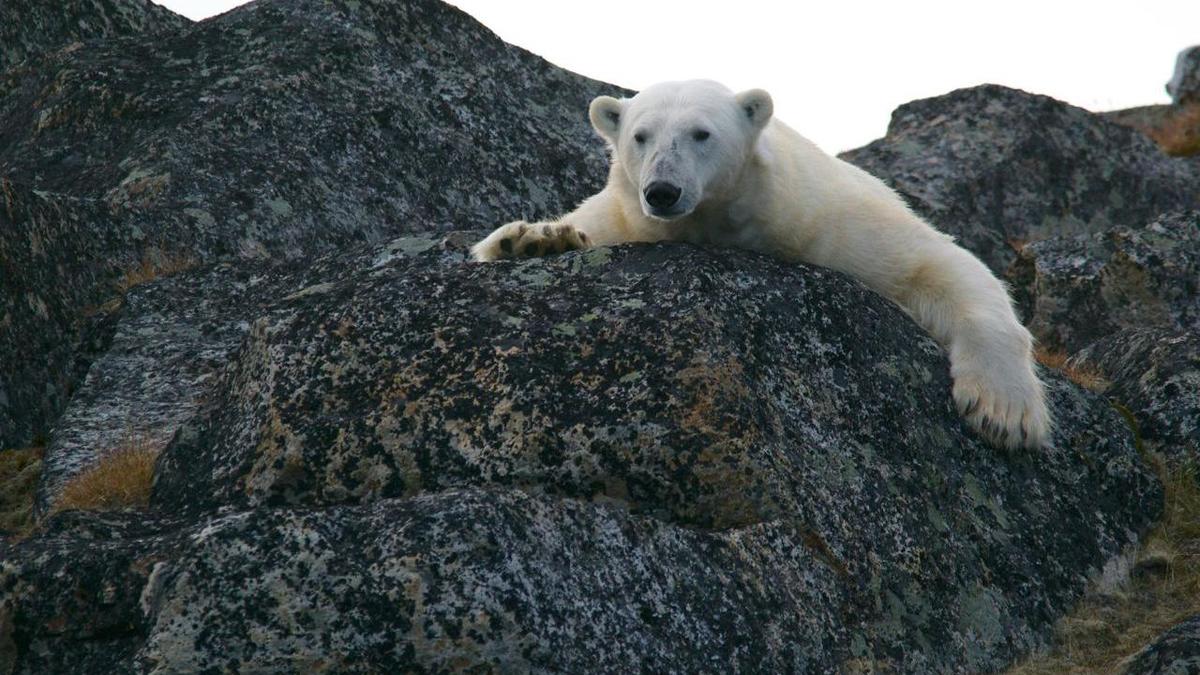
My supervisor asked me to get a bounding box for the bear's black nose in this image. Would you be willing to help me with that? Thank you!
[644,182,681,210]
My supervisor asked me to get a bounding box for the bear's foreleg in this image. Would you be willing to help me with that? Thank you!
[893,241,1052,450]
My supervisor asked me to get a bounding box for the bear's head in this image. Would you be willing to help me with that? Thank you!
[589,80,773,221]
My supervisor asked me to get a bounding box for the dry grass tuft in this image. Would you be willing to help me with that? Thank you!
[117,250,197,293]
[1142,104,1200,157]
[51,435,162,514]
[1035,347,1110,393]
[1007,458,1200,674]
[0,446,44,538]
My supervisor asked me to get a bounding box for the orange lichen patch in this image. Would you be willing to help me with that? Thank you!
[1034,348,1109,393]
[116,250,197,293]
[51,435,162,513]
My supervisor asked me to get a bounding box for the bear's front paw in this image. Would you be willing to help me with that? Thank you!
[952,364,1052,451]
[471,221,590,262]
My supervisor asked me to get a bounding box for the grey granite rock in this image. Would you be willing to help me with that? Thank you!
[113,238,1156,672]
[0,0,187,74]
[1007,211,1200,353]
[1168,46,1200,106]
[841,85,1200,274]
[0,0,627,448]
[33,259,302,513]
[0,182,128,450]
[1076,328,1199,468]
[1121,614,1200,675]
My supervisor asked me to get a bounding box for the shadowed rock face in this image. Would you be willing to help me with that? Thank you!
[1077,328,1199,469]
[1120,614,1200,675]
[0,0,626,449]
[0,0,188,73]
[841,85,1200,274]
[1006,211,1200,353]
[0,184,126,450]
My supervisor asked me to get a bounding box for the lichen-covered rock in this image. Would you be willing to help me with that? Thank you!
[0,0,187,73]
[0,182,127,450]
[0,0,623,256]
[840,85,1200,274]
[1168,46,1200,105]
[33,259,304,512]
[1006,211,1200,352]
[138,239,1162,671]
[1120,614,1200,675]
[1076,328,1199,467]
[0,510,189,674]
[0,0,626,448]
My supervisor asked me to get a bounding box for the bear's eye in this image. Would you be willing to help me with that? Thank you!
[693,130,711,142]
[634,132,646,145]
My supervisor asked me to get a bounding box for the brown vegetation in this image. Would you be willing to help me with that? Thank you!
[0,446,44,538]
[51,435,162,513]
[1008,456,1200,674]
[116,249,197,293]
[1034,347,1110,393]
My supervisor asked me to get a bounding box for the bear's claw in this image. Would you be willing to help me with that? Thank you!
[952,367,1052,451]
[472,220,589,262]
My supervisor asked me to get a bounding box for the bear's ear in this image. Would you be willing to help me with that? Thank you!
[735,89,774,130]
[589,95,624,143]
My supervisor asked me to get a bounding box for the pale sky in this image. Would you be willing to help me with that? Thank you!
[157,0,1198,153]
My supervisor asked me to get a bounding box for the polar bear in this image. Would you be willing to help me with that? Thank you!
[472,80,1050,450]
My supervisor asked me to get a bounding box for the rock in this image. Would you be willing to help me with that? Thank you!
[0,510,189,674]
[1006,211,1200,353]
[0,0,627,448]
[1167,46,1200,105]
[0,182,127,450]
[1103,104,1200,157]
[840,85,1200,274]
[0,0,187,73]
[33,259,302,512]
[1076,328,1199,467]
[38,238,1139,672]
[1120,614,1200,675]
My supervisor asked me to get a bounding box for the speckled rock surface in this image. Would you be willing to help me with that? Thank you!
[840,85,1200,274]
[1076,329,1199,467]
[33,259,304,513]
[0,0,621,254]
[1006,211,1200,352]
[1120,614,1200,675]
[0,182,128,450]
[1168,46,1200,105]
[0,0,626,448]
[0,510,189,674]
[0,0,187,73]
[114,238,1156,672]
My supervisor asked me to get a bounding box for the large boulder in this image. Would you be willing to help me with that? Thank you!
[32,258,304,512]
[1006,211,1200,353]
[0,0,626,449]
[6,238,1132,672]
[840,85,1200,274]
[0,0,187,73]
[1076,328,1199,468]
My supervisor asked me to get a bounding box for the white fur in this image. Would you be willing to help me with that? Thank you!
[473,80,1051,450]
